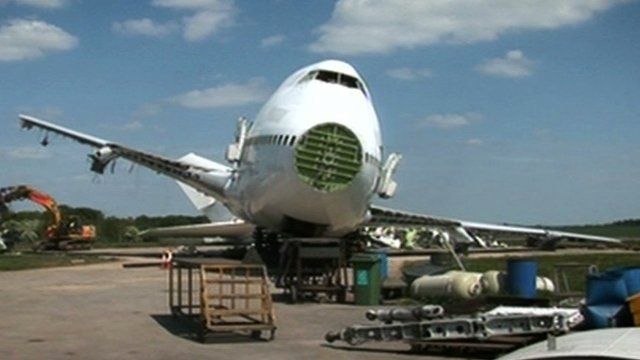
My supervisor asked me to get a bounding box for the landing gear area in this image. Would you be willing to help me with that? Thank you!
[253,229,361,303]
[277,239,349,303]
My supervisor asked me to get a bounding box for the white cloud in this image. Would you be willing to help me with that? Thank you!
[112,18,178,37]
[466,138,484,146]
[171,78,270,109]
[3,146,52,159]
[476,50,534,78]
[419,112,482,129]
[152,0,227,10]
[152,0,235,42]
[0,19,77,61]
[132,103,162,119]
[182,10,232,41]
[9,0,67,8]
[310,0,625,55]
[260,34,284,48]
[387,67,432,81]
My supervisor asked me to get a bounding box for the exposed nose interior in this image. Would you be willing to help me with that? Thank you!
[294,123,362,192]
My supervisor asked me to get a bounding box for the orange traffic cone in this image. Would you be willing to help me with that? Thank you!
[161,249,173,269]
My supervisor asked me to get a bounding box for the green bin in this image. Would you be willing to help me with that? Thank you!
[351,253,381,306]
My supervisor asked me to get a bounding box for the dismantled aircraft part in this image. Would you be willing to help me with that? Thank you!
[411,271,483,300]
[376,153,401,199]
[365,205,620,247]
[88,146,118,174]
[484,306,583,329]
[294,122,362,193]
[365,305,445,323]
[481,270,504,295]
[326,311,571,346]
[536,277,556,293]
[226,117,250,164]
[454,226,487,248]
[481,271,556,295]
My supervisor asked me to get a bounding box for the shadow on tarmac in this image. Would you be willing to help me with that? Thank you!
[151,314,273,344]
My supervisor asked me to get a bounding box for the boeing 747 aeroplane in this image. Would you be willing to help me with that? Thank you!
[18,60,619,249]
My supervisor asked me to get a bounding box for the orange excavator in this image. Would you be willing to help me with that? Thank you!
[0,185,96,250]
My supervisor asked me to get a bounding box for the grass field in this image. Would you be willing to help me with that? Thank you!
[0,253,113,272]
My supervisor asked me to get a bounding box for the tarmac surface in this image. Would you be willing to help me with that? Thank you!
[0,259,459,360]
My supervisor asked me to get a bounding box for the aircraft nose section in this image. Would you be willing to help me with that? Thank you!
[294,122,363,192]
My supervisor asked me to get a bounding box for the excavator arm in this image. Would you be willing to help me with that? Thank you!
[0,185,62,232]
[0,185,95,250]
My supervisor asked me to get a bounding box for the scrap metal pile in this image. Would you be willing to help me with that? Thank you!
[325,305,582,346]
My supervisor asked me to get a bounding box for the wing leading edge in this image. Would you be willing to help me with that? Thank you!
[19,114,233,203]
[366,205,620,247]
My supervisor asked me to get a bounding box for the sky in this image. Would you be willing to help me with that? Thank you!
[0,0,639,225]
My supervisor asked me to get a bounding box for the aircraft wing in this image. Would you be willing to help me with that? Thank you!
[19,114,232,202]
[366,205,620,247]
[140,220,255,239]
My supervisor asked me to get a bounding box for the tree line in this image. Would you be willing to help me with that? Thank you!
[5,205,208,243]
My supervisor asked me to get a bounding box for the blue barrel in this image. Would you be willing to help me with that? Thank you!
[621,267,640,296]
[606,267,640,296]
[506,258,538,298]
[366,249,388,279]
[586,271,627,305]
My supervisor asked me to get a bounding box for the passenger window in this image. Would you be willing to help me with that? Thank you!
[283,135,289,145]
[289,136,296,146]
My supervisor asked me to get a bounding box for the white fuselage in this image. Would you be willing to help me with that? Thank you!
[224,60,383,236]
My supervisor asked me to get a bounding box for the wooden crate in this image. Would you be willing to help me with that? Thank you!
[628,293,640,314]
[169,260,277,342]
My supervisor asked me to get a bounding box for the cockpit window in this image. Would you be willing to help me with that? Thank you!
[341,75,358,89]
[299,70,369,97]
[316,70,339,83]
[299,71,316,83]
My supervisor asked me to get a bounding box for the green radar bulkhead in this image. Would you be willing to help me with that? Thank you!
[294,123,362,192]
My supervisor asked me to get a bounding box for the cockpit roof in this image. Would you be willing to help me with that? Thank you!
[300,70,368,97]
[311,60,360,79]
